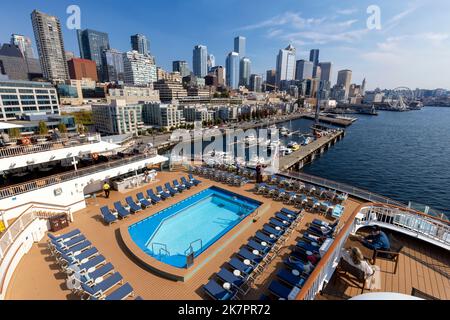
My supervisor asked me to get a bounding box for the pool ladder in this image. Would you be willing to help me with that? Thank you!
[184,239,203,256]
[152,242,171,257]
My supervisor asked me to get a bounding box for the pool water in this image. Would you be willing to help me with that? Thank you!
[128,186,261,268]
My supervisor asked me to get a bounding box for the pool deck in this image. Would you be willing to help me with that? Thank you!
[5,171,361,300]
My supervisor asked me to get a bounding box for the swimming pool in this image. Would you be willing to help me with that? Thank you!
[128,186,261,268]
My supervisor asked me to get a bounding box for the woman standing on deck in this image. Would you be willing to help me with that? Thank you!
[341,247,379,290]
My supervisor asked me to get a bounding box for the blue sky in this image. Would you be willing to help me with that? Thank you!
[1,0,449,90]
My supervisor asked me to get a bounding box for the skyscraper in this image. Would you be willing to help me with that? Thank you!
[207,54,215,72]
[102,49,125,82]
[10,34,35,59]
[309,49,320,66]
[266,70,276,90]
[226,52,239,89]
[210,66,225,86]
[295,60,313,81]
[234,36,246,58]
[172,60,190,78]
[193,45,208,78]
[131,34,150,56]
[318,62,332,82]
[77,29,110,81]
[276,44,296,87]
[239,57,251,87]
[249,74,263,92]
[337,69,353,99]
[31,10,69,80]
[123,50,157,85]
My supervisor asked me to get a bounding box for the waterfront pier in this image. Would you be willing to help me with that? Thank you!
[279,129,345,171]
[302,114,356,127]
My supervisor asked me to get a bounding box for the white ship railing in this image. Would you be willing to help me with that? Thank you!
[296,203,450,300]
[0,150,158,200]
[0,133,102,159]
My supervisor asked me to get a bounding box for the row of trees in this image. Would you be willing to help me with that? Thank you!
[7,121,68,138]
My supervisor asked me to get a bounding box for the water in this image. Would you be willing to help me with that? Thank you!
[281,107,450,218]
[128,187,261,268]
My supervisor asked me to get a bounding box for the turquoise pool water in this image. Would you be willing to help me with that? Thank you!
[128,186,261,268]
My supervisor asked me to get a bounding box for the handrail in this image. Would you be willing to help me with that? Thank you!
[279,171,407,207]
[0,133,102,159]
[0,150,158,200]
[296,202,450,300]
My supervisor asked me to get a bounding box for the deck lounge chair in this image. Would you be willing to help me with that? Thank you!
[181,177,194,188]
[247,239,271,254]
[268,280,296,300]
[188,174,201,186]
[90,283,135,300]
[146,189,162,203]
[263,224,284,237]
[52,240,92,257]
[265,186,277,197]
[203,279,237,300]
[173,180,186,192]
[227,257,254,275]
[100,206,118,225]
[284,256,308,273]
[311,219,338,230]
[277,268,307,288]
[48,229,81,243]
[276,212,295,222]
[164,183,178,196]
[81,272,124,299]
[156,186,171,199]
[50,234,86,250]
[281,208,300,217]
[255,231,277,245]
[255,183,267,194]
[216,268,245,288]
[125,197,142,213]
[295,240,320,254]
[237,247,264,264]
[274,189,287,201]
[269,217,290,229]
[136,193,152,208]
[67,255,106,274]
[80,263,115,285]
[57,247,98,266]
[114,202,131,218]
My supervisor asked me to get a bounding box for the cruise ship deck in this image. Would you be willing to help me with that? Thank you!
[4,170,450,300]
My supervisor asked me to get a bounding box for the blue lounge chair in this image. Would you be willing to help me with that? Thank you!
[268,280,296,300]
[80,263,115,285]
[81,272,124,298]
[247,239,271,254]
[276,212,295,222]
[52,240,92,257]
[100,206,117,225]
[90,283,135,300]
[216,268,245,288]
[181,176,194,188]
[308,225,333,237]
[75,255,106,273]
[188,174,201,186]
[164,183,178,196]
[296,241,320,254]
[203,279,237,300]
[263,224,284,237]
[156,186,171,199]
[281,208,300,217]
[269,217,290,229]
[136,193,152,208]
[173,180,186,192]
[284,256,308,273]
[50,234,86,250]
[48,229,81,243]
[277,268,306,288]
[303,233,325,245]
[125,196,142,213]
[146,189,162,203]
[255,231,277,245]
[237,247,263,264]
[58,247,98,266]
[114,202,131,218]
[227,257,254,275]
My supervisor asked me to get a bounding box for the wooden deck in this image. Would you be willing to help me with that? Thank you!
[5,171,360,300]
[317,228,450,300]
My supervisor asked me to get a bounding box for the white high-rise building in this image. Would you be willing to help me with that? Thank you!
[226,52,239,89]
[276,44,296,87]
[207,54,215,72]
[123,50,157,85]
[31,10,69,81]
[337,69,353,99]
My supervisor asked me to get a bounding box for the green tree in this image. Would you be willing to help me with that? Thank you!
[8,128,21,138]
[57,123,67,133]
[38,121,48,135]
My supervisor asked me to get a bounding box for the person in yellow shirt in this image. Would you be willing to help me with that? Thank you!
[103,181,111,199]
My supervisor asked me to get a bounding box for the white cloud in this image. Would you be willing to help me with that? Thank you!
[336,8,358,15]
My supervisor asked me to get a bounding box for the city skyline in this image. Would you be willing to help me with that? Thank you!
[1,0,449,89]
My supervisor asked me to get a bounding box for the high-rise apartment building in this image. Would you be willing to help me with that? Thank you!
[234,36,246,58]
[102,49,125,82]
[131,34,151,56]
[77,29,110,81]
[193,45,208,78]
[249,74,263,92]
[210,66,225,86]
[173,60,190,78]
[318,62,332,82]
[239,57,251,87]
[207,54,215,72]
[276,44,296,87]
[123,51,157,85]
[295,60,314,81]
[154,80,188,102]
[309,49,320,66]
[31,10,69,80]
[226,52,239,89]
[337,69,353,99]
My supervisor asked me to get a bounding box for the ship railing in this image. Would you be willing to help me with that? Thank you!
[0,150,158,200]
[278,171,406,207]
[0,133,102,159]
[296,203,450,300]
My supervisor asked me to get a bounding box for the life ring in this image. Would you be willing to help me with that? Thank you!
[21,137,31,146]
[92,153,99,161]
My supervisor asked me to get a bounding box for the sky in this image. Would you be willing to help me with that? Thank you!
[1,0,449,90]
